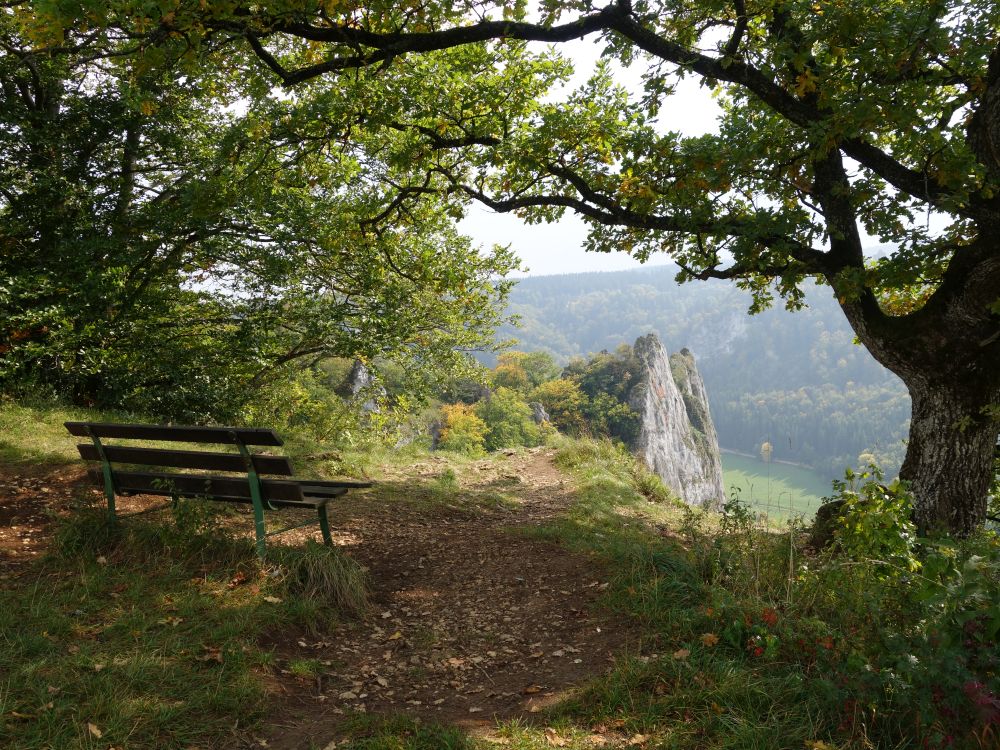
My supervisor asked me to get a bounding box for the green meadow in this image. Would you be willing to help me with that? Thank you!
[721,451,834,521]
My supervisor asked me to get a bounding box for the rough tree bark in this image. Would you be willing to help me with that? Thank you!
[900,378,998,535]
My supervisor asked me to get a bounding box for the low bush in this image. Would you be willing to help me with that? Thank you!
[473,387,543,451]
[437,402,487,455]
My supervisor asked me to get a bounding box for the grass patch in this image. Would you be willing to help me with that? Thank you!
[0,507,368,749]
[332,714,474,749]
[530,439,1000,750]
[721,452,832,521]
[271,541,370,617]
[0,399,140,467]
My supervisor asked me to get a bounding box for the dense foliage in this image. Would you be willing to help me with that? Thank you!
[147,0,1000,534]
[13,0,1000,532]
[0,9,518,423]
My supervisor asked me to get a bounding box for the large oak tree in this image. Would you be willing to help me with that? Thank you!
[31,0,1000,533]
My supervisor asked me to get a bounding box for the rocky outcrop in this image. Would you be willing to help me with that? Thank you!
[346,360,385,414]
[529,402,550,424]
[628,334,724,508]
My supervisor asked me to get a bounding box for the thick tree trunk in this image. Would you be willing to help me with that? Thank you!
[836,243,1000,537]
[899,377,999,536]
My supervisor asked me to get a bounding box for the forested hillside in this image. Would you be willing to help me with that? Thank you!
[492,265,910,479]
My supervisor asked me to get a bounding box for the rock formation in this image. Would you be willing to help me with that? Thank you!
[529,401,550,424]
[346,360,385,414]
[628,334,725,508]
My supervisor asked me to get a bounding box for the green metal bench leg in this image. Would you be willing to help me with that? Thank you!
[86,428,117,521]
[101,462,117,521]
[317,504,332,546]
[251,495,267,559]
[233,433,268,559]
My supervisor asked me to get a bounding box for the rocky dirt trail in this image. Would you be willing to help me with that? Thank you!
[262,448,638,749]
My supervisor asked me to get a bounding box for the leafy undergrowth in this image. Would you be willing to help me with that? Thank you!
[0,503,368,749]
[531,441,1000,750]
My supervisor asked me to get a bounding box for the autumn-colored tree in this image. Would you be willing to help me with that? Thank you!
[438,403,488,454]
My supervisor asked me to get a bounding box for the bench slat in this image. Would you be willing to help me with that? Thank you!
[299,479,375,490]
[87,469,306,503]
[66,421,283,446]
[77,444,294,475]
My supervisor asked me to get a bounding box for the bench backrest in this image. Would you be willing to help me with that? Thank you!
[66,421,305,503]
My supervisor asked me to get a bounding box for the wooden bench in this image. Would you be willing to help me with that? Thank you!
[65,421,372,558]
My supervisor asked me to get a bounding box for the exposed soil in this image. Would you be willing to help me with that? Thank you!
[259,448,639,749]
[0,464,88,568]
[0,449,640,748]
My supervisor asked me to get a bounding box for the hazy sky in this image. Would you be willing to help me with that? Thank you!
[457,37,723,277]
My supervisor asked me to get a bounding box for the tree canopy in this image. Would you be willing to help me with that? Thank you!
[10,0,1000,532]
[0,6,518,418]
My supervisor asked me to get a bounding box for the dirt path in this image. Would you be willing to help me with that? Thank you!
[0,464,83,569]
[262,448,638,749]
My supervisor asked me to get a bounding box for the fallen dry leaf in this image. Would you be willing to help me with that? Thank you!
[544,727,568,747]
[262,596,283,604]
[672,648,691,660]
[227,571,248,589]
[198,646,224,663]
[87,722,103,738]
[700,633,720,647]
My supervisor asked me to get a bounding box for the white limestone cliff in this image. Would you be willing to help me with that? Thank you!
[628,334,725,508]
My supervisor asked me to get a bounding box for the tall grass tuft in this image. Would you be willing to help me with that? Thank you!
[270,541,370,615]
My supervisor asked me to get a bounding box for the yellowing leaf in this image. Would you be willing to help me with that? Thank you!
[794,69,818,96]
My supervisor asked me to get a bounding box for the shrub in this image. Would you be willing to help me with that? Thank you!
[583,391,641,445]
[530,378,587,434]
[437,403,487,454]
[474,386,542,451]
